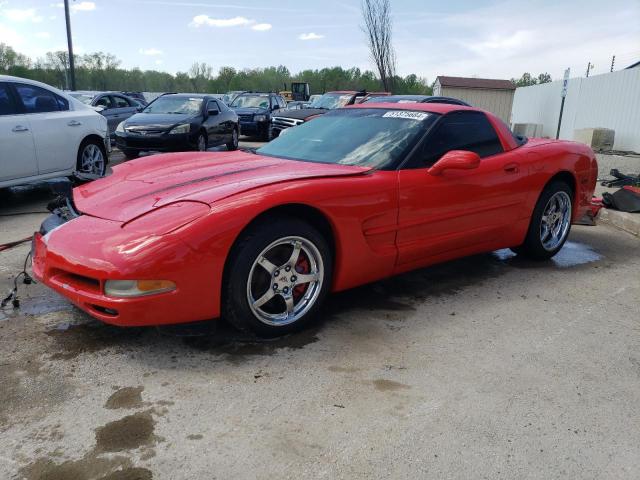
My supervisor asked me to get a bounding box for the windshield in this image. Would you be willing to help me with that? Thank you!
[143,96,203,114]
[309,93,354,110]
[256,108,436,169]
[230,94,270,109]
[70,93,95,105]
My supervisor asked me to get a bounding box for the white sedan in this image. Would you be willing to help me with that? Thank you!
[0,75,110,189]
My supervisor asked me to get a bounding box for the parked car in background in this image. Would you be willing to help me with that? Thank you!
[114,93,239,159]
[284,101,308,110]
[121,92,148,106]
[230,92,286,140]
[222,90,246,105]
[307,94,322,105]
[0,75,109,188]
[33,102,597,337]
[270,90,384,137]
[69,91,142,135]
[364,94,471,106]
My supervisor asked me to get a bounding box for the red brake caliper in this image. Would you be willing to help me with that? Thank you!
[293,255,310,300]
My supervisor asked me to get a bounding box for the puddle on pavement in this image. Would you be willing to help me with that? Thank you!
[493,241,602,268]
[95,411,157,453]
[372,379,411,392]
[105,387,145,410]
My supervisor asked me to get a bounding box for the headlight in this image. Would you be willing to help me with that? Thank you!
[104,279,176,298]
[169,123,190,134]
[116,121,125,133]
[254,115,267,122]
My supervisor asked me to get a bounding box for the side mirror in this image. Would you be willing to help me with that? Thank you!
[272,104,280,110]
[428,150,480,176]
[136,106,143,113]
[94,105,106,112]
[208,109,219,116]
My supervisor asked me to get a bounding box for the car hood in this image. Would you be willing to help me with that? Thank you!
[123,113,197,129]
[73,151,371,222]
[231,107,269,116]
[274,108,328,121]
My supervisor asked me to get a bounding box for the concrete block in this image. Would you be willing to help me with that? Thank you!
[574,128,615,151]
[597,208,640,237]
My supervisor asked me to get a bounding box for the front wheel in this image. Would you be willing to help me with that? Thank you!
[76,139,107,177]
[195,132,207,152]
[511,181,573,260]
[226,128,239,151]
[223,217,332,337]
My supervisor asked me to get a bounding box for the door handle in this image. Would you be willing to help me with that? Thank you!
[503,162,519,173]
[12,125,29,132]
[68,120,82,126]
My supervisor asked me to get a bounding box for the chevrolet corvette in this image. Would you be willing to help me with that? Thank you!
[33,103,597,336]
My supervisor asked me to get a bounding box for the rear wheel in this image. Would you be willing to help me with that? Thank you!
[223,217,332,337]
[76,139,106,177]
[511,180,573,259]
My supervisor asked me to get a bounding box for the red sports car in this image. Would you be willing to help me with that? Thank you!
[33,103,597,336]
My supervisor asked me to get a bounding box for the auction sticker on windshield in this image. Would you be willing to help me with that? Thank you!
[382,111,430,121]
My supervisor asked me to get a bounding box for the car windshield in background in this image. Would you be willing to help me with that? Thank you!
[143,97,203,114]
[257,108,436,169]
[70,93,95,105]
[309,93,354,110]
[230,94,270,109]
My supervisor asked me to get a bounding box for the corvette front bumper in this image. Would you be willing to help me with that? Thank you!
[32,213,221,327]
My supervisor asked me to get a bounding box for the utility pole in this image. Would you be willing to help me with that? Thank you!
[610,55,615,72]
[586,62,593,78]
[63,0,76,91]
[556,68,570,140]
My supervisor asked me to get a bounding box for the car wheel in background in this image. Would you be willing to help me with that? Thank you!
[76,139,107,177]
[196,132,207,152]
[511,180,573,260]
[223,217,333,337]
[226,128,239,151]
[122,149,139,160]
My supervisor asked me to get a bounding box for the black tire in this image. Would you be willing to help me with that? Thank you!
[75,138,107,177]
[226,127,239,151]
[122,148,139,160]
[511,180,573,260]
[195,132,207,152]
[222,216,333,337]
[260,125,272,142]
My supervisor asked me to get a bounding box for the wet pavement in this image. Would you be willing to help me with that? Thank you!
[1,155,640,478]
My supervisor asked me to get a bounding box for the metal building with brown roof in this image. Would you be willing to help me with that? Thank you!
[433,76,516,122]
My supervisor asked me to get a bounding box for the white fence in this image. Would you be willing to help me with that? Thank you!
[510,68,640,152]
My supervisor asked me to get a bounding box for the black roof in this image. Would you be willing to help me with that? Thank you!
[364,95,470,106]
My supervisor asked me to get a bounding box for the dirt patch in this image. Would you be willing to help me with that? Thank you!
[372,379,411,392]
[95,411,157,452]
[187,434,203,440]
[105,387,145,410]
[328,366,360,373]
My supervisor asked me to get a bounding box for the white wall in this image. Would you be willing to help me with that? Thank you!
[510,68,640,152]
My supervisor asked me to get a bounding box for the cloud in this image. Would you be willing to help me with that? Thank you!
[139,47,163,56]
[35,32,51,39]
[251,23,272,31]
[299,32,324,41]
[155,59,163,65]
[52,2,96,13]
[190,15,253,28]
[4,8,43,23]
[0,24,23,45]
[190,15,271,31]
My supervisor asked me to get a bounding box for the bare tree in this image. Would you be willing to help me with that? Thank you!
[361,0,396,92]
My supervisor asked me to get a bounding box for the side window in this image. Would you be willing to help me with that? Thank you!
[207,100,219,113]
[418,112,503,167]
[113,96,131,108]
[14,83,62,113]
[95,96,113,109]
[0,83,19,116]
[278,96,286,108]
[56,95,69,111]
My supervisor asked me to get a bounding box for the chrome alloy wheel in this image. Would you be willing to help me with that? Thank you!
[246,236,324,326]
[540,191,572,251]
[80,143,105,175]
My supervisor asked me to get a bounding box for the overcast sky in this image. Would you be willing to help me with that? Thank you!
[1,0,639,82]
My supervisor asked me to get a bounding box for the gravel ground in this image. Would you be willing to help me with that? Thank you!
[1,145,639,479]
